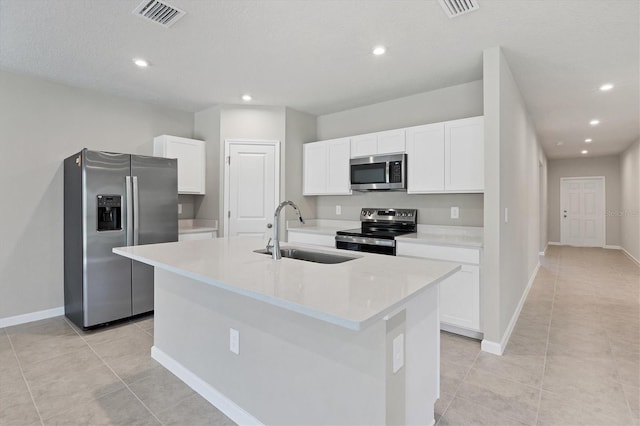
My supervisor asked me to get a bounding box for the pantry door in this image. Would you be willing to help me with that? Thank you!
[560,177,605,247]
[224,140,279,237]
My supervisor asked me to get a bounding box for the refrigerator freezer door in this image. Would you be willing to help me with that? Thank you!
[130,155,178,315]
[83,150,133,327]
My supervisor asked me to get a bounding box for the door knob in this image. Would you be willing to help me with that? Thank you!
[266,223,273,229]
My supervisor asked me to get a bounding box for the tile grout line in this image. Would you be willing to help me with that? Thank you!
[533,249,560,425]
[437,344,483,424]
[62,316,167,426]
[4,328,45,426]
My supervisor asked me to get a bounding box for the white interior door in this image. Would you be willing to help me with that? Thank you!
[560,177,605,247]
[225,141,279,237]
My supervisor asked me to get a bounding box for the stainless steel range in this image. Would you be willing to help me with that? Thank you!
[335,208,417,256]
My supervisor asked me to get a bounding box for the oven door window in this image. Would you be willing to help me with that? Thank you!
[351,163,386,184]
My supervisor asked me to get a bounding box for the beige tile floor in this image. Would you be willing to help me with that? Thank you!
[1,246,638,425]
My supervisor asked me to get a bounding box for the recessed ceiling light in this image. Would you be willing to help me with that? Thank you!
[372,46,386,56]
[241,94,252,102]
[589,119,600,126]
[581,150,589,155]
[599,83,614,91]
[585,138,593,143]
[556,141,564,146]
[133,58,149,68]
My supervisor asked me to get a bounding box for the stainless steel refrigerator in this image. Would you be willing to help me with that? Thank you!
[64,149,178,329]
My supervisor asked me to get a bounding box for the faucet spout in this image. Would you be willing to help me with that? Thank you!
[272,201,304,260]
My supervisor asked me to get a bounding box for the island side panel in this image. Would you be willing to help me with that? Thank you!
[404,284,439,425]
[153,268,388,425]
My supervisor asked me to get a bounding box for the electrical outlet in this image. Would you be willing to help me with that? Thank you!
[504,207,509,223]
[392,333,404,373]
[178,203,183,214]
[336,205,342,215]
[450,206,459,219]
[229,328,239,355]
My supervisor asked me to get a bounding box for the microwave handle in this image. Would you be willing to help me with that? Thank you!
[385,161,390,184]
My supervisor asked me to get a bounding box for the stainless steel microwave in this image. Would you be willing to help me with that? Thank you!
[350,153,407,191]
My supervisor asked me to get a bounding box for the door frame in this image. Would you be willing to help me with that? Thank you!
[560,176,606,247]
[223,139,280,237]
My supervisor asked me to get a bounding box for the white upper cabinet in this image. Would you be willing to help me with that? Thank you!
[406,116,484,194]
[406,123,445,193]
[303,138,351,196]
[350,129,405,158]
[153,135,206,195]
[445,116,484,193]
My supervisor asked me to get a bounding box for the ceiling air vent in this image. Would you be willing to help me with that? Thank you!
[438,0,479,19]
[133,0,186,28]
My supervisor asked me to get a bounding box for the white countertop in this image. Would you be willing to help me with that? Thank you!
[287,220,483,248]
[113,237,460,331]
[178,219,218,234]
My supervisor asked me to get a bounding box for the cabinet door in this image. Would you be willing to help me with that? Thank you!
[326,138,352,194]
[439,265,480,331]
[303,142,327,195]
[351,134,378,157]
[406,123,445,193]
[377,129,405,154]
[155,136,206,195]
[445,117,484,192]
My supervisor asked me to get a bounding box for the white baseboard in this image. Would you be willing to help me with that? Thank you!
[539,243,549,256]
[547,241,561,246]
[622,248,640,266]
[480,339,502,355]
[480,261,540,356]
[604,245,622,250]
[0,306,64,329]
[151,346,264,426]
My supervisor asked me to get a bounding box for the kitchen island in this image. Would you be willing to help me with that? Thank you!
[114,237,460,426]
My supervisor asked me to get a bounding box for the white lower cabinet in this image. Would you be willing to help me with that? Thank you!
[287,231,335,248]
[179,231,216,241]
[396,241,481,334]
[438,264,480,331]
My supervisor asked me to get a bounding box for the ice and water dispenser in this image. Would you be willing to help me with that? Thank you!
[97,195,122,231]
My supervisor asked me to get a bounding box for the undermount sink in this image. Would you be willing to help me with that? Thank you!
[253,247,358,264]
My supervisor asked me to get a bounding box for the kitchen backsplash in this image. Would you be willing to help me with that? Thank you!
[315,192,483,226]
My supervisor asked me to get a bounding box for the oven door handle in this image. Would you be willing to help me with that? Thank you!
[335,235,396,247]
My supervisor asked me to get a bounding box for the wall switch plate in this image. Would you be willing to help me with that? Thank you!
[336,205,342,215]
[392,333,404,373]
[229,328,239,355]
[450,206,459,219]
[178,203,183,214]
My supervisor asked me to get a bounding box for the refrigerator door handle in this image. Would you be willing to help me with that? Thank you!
[133,176,140,246]
[125,176,134,246]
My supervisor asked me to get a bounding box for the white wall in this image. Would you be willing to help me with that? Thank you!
[193,105,222,222]
[193,105,314,234]
[482,47,547,348]
[547,156,622,246]
[314,81,485,225]
[284,108,318,221]
[620,140,640,262]
[0,70,194,320]
[317,81,483,140]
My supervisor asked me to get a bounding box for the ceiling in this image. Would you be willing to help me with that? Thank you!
[0,0,638,159]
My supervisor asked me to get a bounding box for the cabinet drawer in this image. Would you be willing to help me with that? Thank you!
[396,242,480,264]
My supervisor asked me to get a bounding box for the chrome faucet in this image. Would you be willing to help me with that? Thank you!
[272,201,305,260]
